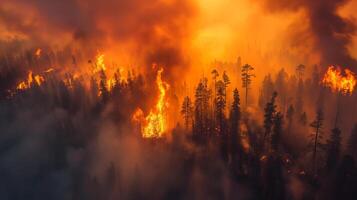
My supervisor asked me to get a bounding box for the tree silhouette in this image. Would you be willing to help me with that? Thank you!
[181,96,194,130]
[264,92,278,150]
[275,68,288,112]
[241,64,255,108]
[259,74,274,109]
[310,109,324,174]
[215,79,228,162]
[229,88,242,172]
[194,78,211,140]
[215,80,226,135]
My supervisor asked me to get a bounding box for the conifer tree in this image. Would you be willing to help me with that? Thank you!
[229,88,242,173]
[310,109,324,174]
[264,92,278,149]
[241,64,255,107]
[181,96,194,130]
[259,74,274,109]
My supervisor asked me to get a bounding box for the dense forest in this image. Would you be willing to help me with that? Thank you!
[0,46,356,200]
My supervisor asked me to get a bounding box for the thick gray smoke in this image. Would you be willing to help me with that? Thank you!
[258,0,357,71]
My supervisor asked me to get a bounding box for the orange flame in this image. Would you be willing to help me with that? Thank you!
[93,53,106,73]
[138,68,169,138]
[35,48,41,58]
[322,66,356,95]
[16,71,45,90]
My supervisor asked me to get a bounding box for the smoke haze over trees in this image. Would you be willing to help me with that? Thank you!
[1,0,357,200]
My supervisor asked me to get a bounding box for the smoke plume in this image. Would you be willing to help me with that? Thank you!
[258,0,357,70]
[0,0,197,79]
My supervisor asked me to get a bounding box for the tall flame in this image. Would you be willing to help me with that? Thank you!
[141,68,169,138]
[94,53,106,73]
[322,66,356,95]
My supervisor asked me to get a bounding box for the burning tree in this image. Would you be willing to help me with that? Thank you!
[322,66,356,127]
[140,68,170,138]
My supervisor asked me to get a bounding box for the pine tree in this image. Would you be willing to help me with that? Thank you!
[259,74,274,109]
[229,88,242,174]
[194,78,211,139]
[181,96,194,130]
[241,64,255,108]
[275,68,288,112]
[215,80,226,134]
[310,109,324,174]
[230,88,241,138]
[216,80,228,162]
[264,92,278,150]
[326,127,342,171]
[211,69,219,127]
[222,71,230,101]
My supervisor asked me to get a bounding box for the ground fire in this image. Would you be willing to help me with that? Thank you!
[1,0,357,200]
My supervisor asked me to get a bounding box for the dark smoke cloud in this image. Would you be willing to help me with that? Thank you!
[258,0,357,71]
[0,0,197,80]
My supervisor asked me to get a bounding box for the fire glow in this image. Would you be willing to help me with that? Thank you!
[133,68,169,138]
[16,71,45,90]
[322,66,356,95]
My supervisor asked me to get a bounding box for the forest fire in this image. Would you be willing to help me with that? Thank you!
[2,0,357,199]
[94,53,106,73]
[322,66,356,95]
[16,71,45,90]
[135,68,169,138]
